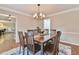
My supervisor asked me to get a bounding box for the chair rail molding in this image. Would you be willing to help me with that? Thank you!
[62,32,79,35]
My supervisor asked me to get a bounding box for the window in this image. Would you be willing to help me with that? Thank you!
[43,18,51,33]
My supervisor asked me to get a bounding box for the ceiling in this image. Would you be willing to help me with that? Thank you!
[0,4,79,16]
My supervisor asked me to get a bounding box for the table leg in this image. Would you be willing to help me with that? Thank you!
[41,43,44,55]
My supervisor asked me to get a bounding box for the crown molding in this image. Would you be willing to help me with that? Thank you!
[0,6,32,16]
[1,6,79,18]
[47,7,79,17]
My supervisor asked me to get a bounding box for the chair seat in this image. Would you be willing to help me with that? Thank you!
[44,44,54,53]
[34,43,41,53]
[27,43,41,54]
[44,44,59,55]
[24,44,27,47]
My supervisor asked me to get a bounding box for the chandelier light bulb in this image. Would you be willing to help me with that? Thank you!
[33,4,46,20]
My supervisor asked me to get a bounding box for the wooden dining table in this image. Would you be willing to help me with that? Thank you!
[34,33,57,55]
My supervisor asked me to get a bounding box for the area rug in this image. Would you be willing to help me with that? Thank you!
[0,44,71,55]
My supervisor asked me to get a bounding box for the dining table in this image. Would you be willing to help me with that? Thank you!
[34,33,57,55]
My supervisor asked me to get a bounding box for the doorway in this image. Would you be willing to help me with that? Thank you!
[0,13,16,52]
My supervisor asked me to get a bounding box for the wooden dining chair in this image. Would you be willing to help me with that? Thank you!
[25,31,41,55]
[50,29,56,35]
[44,29,49,35]
[44,31,61,55]
[54,31,61,55]
[18,31,27,55]
[27,30,38,35]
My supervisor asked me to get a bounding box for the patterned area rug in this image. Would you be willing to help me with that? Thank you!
[0,44,71,55]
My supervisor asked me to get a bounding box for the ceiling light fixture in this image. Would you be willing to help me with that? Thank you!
[8,14,11,20]
[0,13,15,18]
[33,4,45,20]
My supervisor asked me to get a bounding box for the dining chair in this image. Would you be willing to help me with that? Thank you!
[55,31,62,54]
[25,31,41,55]
[18,31,27,55]
[27,30,38,35]
[44,29,49,35]
[50,29,56,35]
[44,31,61,55]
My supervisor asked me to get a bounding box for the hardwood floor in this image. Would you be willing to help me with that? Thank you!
[0,32,79,55]
[0,32,18,53]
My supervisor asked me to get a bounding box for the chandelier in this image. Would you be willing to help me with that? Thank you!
[33,4,45,20]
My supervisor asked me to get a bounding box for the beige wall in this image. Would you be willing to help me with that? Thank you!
[51,10,79,33]
[15,14,43,42]
[16,14,42,32]
[50,10,79,45]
